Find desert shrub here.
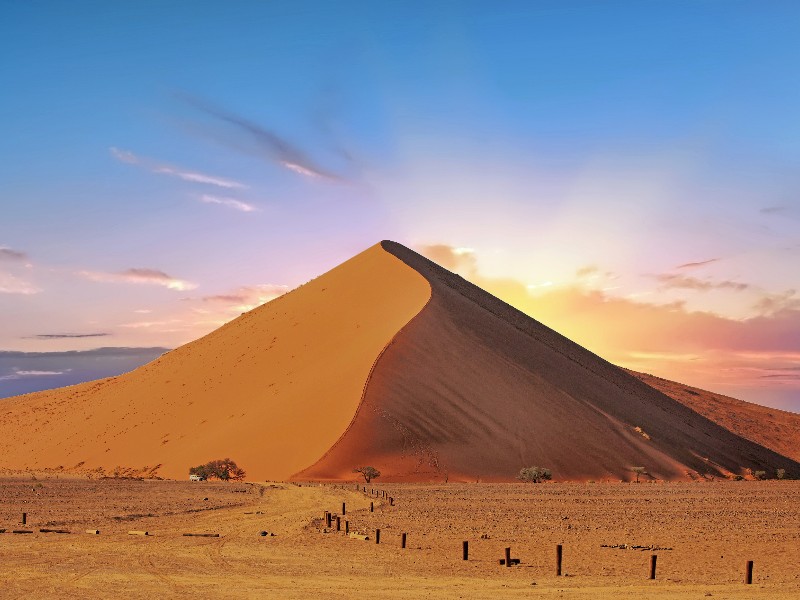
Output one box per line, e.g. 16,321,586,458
353,466,381,483
518,466,552,483
776,468,786,480
631,466,648,483
730,474,744,481
753,470,767,480
189,458,246,481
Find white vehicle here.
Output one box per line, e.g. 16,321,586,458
189,474,206,481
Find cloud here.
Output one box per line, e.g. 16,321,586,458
0,247,28,262
576,265,600,278
675,258,719,270
414,244,800,410
761,206,787,214
32,333,111,340
79,268,197,291
0,369,66,381
753,290,800,316
417,244,478,275
178,94,343,181
654,273,751,292
200,284,289,311
0,272,40,295
198,194,257,213
110,147,247,190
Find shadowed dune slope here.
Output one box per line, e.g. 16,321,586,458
297,241,800,482
628,370,800,463
0,244,430,480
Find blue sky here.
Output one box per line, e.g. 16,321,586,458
1,1,799,410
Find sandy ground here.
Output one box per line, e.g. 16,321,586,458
1,477,798,599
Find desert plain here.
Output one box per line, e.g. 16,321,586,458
1,473,798,599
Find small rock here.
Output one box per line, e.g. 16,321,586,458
259,531,268,536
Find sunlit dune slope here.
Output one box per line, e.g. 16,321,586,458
628,370,800,463
0,244,430,480
296,241,800,482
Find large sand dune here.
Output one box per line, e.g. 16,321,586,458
0,244,429,480
1,241,798,482
296,242,799,482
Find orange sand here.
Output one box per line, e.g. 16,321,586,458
1,241,798,483
0,244,429,480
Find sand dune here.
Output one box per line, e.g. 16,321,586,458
0,244,429,480
1,241,798,482
628,370,800,463
296,242,799,482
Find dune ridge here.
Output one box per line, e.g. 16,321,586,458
295,241,799,482
2,240,799,483
0,243,430,480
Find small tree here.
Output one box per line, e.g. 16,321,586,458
189,458,245,481
753,470,767,480
518,466,552,483
631,466,648,483
353,466,380,483
776,468,786,480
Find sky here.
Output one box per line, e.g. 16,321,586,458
1,1,799,411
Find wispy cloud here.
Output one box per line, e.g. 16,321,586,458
198,194,257,213
761,206,787,215
753,289,800,316
178,94,343,181
655,274,751,292
110,147,247,190
200,284,289,312
0,272,40,295
32,333,110,340
0,369,66,381
675,258,719,270
79,268,197,291
0,247,28,262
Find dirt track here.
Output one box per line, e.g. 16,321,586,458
1,478,798,598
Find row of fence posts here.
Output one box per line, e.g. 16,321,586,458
329,487,758,584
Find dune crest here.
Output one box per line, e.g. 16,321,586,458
295,241,800,482
0,243,430,480
1,240,798,482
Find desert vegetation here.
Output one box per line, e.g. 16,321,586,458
517,466,552,483
353,466,380,483
189,458,246,481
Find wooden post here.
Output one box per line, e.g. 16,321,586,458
390,497,394,506
649,554,657,580
345,520,349,534
342,502,346,515
556,544,563,576
336,516,341,531
745,560,754,584
505,547,512,568
325,512,331,527
462,540,469,560
402,532,407,548
22,513,27,525
370,501,374,512
375,529,381,544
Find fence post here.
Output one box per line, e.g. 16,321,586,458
402,532,407,548
463,540,469,560
342,502,346,515
22,513,27,525
745,560,754,584
375,529,381,544
336,516,341,531
649,554,657,580
370,501,374,513
556,544,563,576
505,547,511,568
